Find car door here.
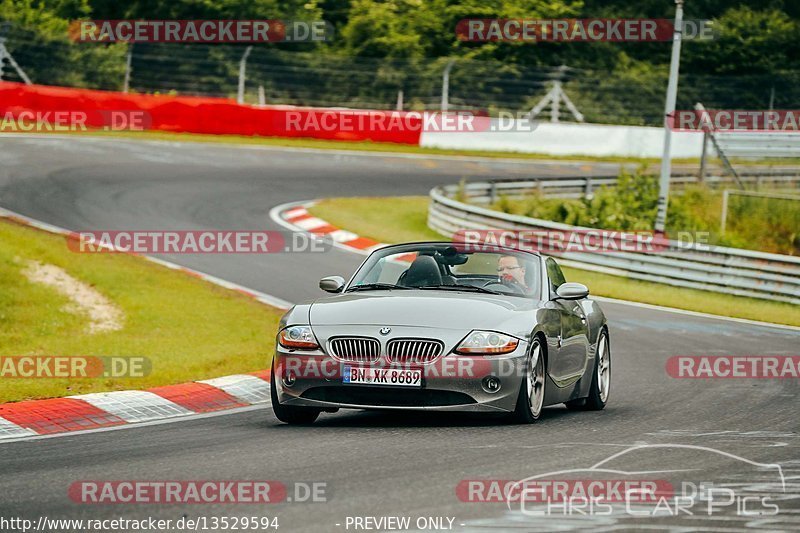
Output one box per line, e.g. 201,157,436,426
545,258,590,385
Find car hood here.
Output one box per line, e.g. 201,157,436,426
309,290,542,333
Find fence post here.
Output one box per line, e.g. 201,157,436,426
237,46,253,105
698,131,708,183
122,43,133,93
584,176,593,198
720,189,729,234
441,60,455,112
489,181,497,204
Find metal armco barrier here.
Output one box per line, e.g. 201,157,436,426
428,175,800,304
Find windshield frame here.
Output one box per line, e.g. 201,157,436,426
345,241,546,300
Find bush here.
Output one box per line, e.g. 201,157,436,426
487,168,799,255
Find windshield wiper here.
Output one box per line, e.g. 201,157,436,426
417,284,499,294
346,283,411,292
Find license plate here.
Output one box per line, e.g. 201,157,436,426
343,366,422,387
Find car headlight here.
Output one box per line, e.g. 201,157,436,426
278,325,319,350
455,330,519,355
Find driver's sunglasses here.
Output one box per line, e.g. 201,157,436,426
496,266,522,272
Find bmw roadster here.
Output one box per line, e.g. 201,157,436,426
271,242,610,424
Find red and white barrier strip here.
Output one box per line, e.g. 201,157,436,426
0,207,287,441
271,201,386,255
0,371,270,440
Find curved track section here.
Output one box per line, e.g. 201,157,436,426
0,136,798,532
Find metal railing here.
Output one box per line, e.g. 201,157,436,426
428,175,800,304
465,171,800,204
715,132,800,159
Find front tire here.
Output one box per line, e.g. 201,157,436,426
566,329,610,411
270,366,321,425
511,338,545,423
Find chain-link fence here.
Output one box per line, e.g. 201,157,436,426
2,28,799,126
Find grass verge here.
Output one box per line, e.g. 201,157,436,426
308,196,800,327
0,218,283,403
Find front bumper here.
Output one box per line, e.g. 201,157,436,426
272,341,529,413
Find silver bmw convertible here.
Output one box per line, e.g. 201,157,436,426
271,242,610,424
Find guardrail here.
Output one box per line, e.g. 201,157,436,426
428,175,800,304
463,171,800,204
716,132,800,159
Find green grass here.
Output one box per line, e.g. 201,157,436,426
0,219,284,403
311,196,443,244
308,196,800,327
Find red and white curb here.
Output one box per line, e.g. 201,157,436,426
269,201,387,255
0,371,271,441
0,207,289,442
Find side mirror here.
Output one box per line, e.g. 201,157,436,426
319,275,345,293
555,282,589,300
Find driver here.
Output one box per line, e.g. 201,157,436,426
497,255,529,290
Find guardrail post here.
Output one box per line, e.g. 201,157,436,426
122,43,133,93
720,189,729,234
584,176,593,198
489,181,497,204
698,131,708,183
237,46,253,105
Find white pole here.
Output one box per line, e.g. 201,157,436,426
258,85,265,106
551,80,561,123
441,60,455,112
654,0,684,234
237,46,253,105
123,43,133,93
396,89,404,111
720,189,729,234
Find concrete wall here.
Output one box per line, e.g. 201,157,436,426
420,120,705,158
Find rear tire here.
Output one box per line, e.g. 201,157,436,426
270,366,321,425
511,338,545,424
565,329,610,411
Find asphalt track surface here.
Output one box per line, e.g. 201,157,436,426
0,136,798,532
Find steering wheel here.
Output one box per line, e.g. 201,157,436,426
482,279,525,295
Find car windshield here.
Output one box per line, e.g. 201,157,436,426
347,243,541,298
